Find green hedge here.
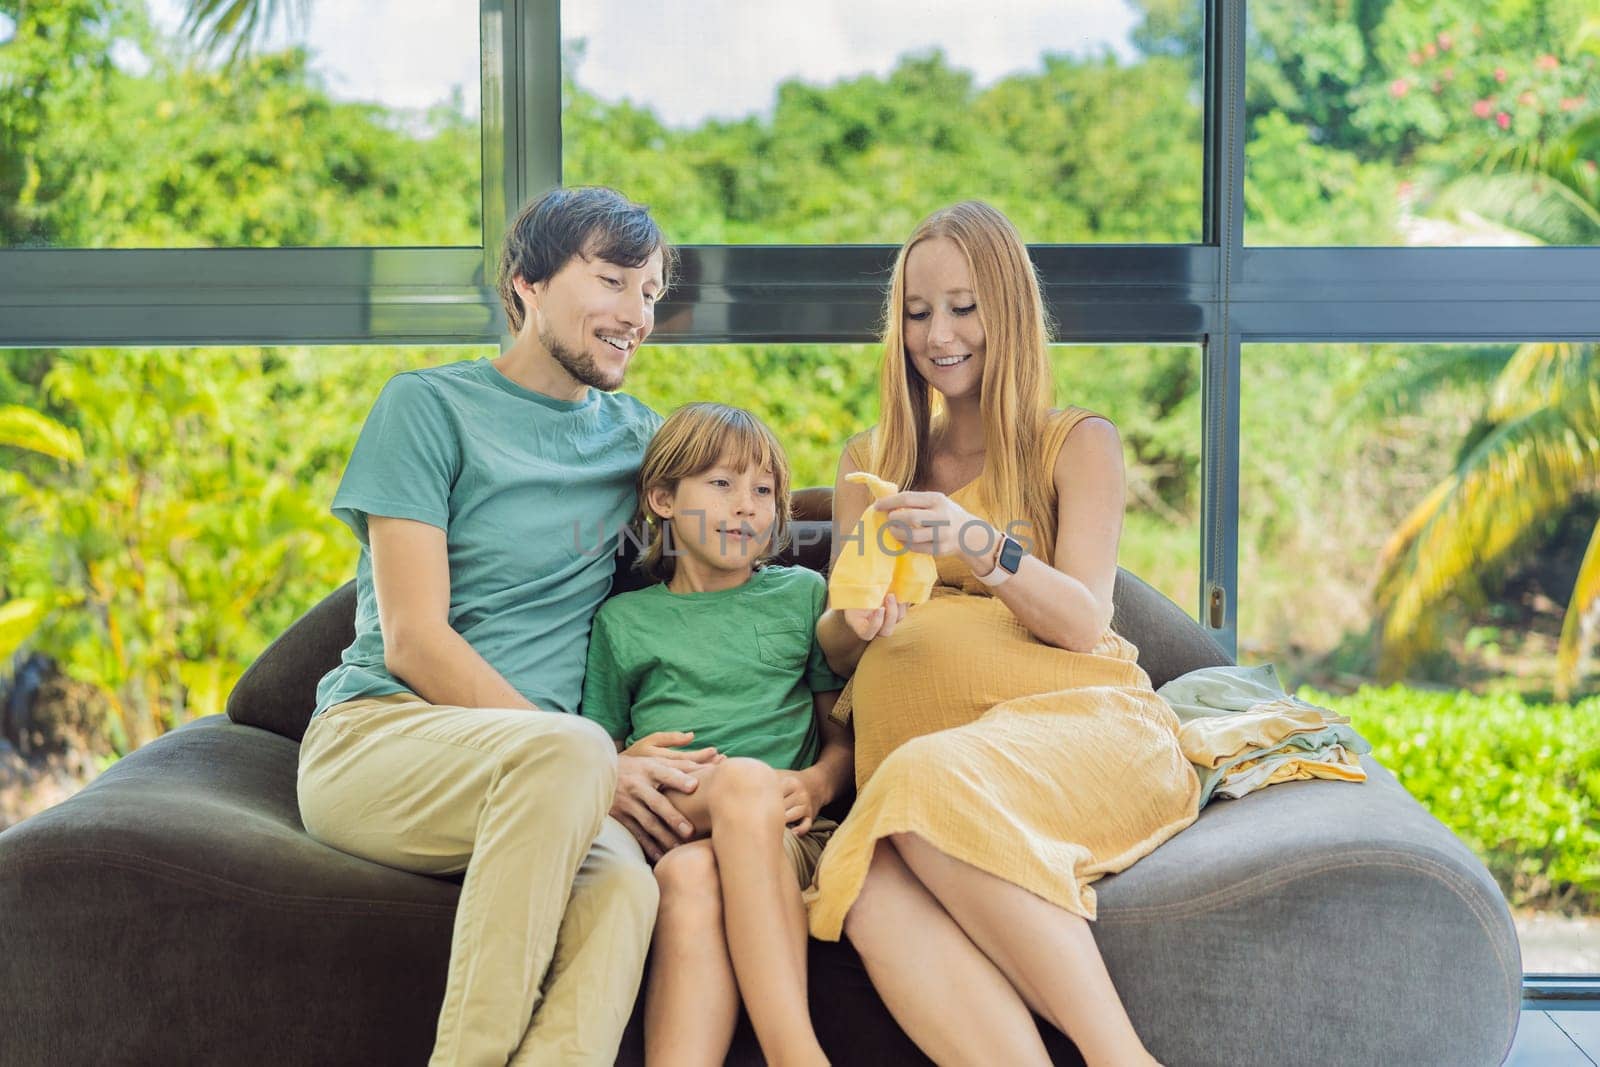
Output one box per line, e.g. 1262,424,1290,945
1305,684,1600,914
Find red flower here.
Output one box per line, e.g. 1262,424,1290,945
1535,54,1559,71
1496,111,1511,130
1437,32,1453,51
1494,67,1508,83
1473,99,1494,119
1391,78,1411,99
1560,98,1583,113
1518,91,1538,108
1423,42,1437,59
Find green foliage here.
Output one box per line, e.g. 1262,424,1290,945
1372,343,1600,697
566,49,1204,244
1314,684,1600,912
1243,0,1599,241
0,347,456,749
0,0,479,248
1245,112,1397,244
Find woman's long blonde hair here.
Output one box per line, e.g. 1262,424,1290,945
633,402,793,583
866,201,1061,562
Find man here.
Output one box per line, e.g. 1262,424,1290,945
297,185,706,1066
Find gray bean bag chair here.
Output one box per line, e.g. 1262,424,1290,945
0,491,1521,1065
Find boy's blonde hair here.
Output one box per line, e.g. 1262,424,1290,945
633,403,793,583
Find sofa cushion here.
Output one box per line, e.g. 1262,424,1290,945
0,714,1520,1066
226,580,357,743
1090,755,1521,1065
1108,569,1230,690
0,715,460,1066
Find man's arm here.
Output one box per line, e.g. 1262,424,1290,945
371,515,537,710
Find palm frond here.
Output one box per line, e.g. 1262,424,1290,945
0,404,84,463
1334,346,1512,433
179,0,307,65
1555,519,1600,701
1376,403,1600,663
0,599,50,662
1489,343,1598,422
1432,172,1600,246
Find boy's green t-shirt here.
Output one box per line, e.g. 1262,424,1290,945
581,565,846,771
312,357,662,719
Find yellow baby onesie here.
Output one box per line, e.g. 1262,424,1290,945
828,471,939,610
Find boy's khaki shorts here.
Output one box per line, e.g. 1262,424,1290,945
783,816,838,889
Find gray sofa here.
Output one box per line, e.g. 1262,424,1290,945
0,489,1522,1066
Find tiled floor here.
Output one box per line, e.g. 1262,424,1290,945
1507,1009,1600,1065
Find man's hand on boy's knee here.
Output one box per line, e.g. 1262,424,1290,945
622,731,722,774
612,751,703,863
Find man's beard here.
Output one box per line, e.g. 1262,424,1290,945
542,324,624,392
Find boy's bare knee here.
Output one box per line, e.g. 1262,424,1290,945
704,757,779,811
653,842,722,925
654,840,718,889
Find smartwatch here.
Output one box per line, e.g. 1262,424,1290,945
975,534,1025,587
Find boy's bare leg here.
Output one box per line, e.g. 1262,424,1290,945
703,758,828,1067
643,840,739,1067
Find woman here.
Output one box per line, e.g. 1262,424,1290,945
809,201,1201,1067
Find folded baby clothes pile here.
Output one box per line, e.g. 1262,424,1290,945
1156,664,1370,807
827,471,938,611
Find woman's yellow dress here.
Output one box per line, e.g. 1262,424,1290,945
805,407,1203,940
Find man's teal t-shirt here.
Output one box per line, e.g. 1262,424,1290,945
580,565,847,771
312,357,663,719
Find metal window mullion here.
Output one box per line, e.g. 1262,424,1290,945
1200,0,1246,654
525,0,563,197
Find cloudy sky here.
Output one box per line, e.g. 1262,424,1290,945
145,0,1143,125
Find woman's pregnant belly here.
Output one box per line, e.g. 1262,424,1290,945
850,594,1068,754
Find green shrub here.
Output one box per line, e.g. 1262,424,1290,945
1307,684,1600,914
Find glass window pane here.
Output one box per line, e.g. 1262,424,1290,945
0,2,481,249
1241,341,1600,976
1246,3,1600,246
561,2,1205,243
0,343,493,782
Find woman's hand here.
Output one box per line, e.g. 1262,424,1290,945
873,491,996,565
840,592,908,641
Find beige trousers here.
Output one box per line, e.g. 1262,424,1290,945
296,692,658,1067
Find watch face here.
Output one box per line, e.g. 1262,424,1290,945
998,535,1024,574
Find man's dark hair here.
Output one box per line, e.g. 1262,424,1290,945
496,185,675,333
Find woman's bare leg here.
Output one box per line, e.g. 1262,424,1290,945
704,758,826,1067
643,840,739,1066
843,839,1052,1067
889,832,1160,1067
